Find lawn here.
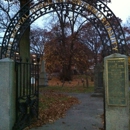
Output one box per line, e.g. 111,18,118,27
40,85,94,93
41,75,94,93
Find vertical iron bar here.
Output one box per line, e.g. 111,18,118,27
29,63,31,96
30,63,32,95
23,63,25,96
29,63,31,95
20,61,22,97
15,62,19,121
31,64,32,95
104,87,106,130
26,61,29,96
34,64,36,94
37,62,39,118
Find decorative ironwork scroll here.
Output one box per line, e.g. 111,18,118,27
0,0,127,59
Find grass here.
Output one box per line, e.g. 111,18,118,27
40,75,95,93
39,85,94,93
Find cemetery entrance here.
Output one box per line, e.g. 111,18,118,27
0,0,127,129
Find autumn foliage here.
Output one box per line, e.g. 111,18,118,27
43,22,98,81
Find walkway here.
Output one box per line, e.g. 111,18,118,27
31,93,104,130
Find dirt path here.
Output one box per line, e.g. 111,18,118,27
31,93,104,130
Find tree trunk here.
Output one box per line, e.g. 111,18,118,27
60,64,72,81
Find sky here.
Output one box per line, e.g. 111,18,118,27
33,0,130,27
108,0,130,23
1,0,130,39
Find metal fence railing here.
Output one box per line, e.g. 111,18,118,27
13,59,40,130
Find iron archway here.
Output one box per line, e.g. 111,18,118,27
0,0,127,59
0,1,128,129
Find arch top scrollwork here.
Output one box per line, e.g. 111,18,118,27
0,0,127,59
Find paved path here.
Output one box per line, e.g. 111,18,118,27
31,93,104,130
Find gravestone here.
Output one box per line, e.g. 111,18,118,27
39,60,48,86
94,63,104,93
91,63,104,97
104,53,129,130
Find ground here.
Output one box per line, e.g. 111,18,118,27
48,75,94,87
24,75,99,130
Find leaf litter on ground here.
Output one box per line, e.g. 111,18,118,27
24,90,80,129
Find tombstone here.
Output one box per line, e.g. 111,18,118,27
91,63,104,97
39,60,48,86
31,77,35,84
94,63,104,93
104,53,129,130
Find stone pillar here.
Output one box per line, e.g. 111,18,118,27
39,60,48,86
104,53,129,130
0,58,16,130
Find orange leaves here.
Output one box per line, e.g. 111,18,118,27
26,91,79,129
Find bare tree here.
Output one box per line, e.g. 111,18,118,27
40,8,95,81
30,28,49,55
0,0,19,33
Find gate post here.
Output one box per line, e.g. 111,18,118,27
104,53,129,130
0,58,16,130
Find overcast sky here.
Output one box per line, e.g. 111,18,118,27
33,1,130,27
108,0,130,23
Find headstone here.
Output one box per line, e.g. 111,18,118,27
31,77,35,84
104,53,129,130
39,60,48,86
91,63,104,97
94,63,104,93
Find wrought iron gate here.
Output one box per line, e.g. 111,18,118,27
13,59,40,130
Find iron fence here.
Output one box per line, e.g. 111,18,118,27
13,59,40,130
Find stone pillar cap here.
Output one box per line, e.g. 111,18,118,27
105,53,127,59
0,58,14,62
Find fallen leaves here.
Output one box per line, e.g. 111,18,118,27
24,90,79,129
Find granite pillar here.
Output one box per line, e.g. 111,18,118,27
104,53,129,130
0,58,16,130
